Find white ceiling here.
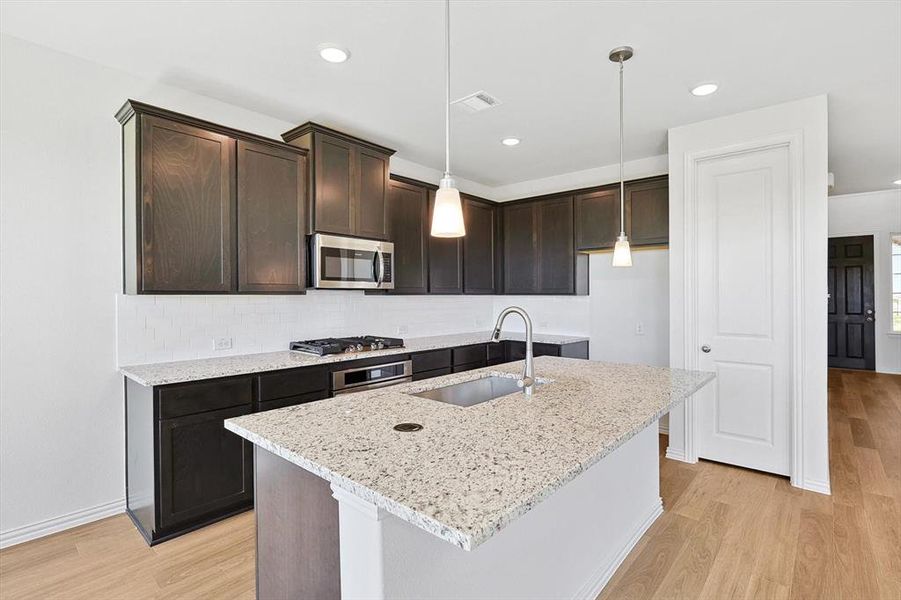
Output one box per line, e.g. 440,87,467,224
1,1,899,195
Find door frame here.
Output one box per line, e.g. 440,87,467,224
668,131,814,490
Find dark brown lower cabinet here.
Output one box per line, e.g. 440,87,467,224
126,377,254,545
506,340,589,361
158,405,253,530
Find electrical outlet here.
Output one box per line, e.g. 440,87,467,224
397,325,409,335
475,318,485,327
213,337,233,351
635,322,645,336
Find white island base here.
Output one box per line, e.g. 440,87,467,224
255,422,663,600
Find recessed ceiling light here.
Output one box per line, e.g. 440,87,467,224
894,179,901,185
690,82,718,97
318,44,350,63
501,137,521,146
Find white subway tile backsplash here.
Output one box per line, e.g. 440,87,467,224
116,278,600,366
116,291,497,365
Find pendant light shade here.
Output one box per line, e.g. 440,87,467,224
612,234,633,267
430,0,465,238
431,177,465,237
610,46,633,268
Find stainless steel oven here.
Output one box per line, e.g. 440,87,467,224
311,233,394,289
331,360,412,395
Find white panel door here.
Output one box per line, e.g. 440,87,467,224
695,145,792,475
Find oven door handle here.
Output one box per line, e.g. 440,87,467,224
375,249,384,287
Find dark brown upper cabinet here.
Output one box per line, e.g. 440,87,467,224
117,100,309,295
385,177,429,294
537,196,579,294
503,197,587,295
237,141,307,293
574,187,620,251
502,202,539,294
625,176,669,246
428,190,463,294
462,195,499,294
281,123,395,240
574,176,669,252
128,114,235,293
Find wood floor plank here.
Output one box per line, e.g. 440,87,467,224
832,502,881,600
848,417,877,449
789,509,835,600
650,500,731,600
862,492,901,587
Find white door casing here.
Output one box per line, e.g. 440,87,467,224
695,143,793,475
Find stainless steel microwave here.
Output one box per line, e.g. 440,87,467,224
311,234,394,290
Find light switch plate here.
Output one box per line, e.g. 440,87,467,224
635,322,645,336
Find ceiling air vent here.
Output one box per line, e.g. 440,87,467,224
452,91,502,113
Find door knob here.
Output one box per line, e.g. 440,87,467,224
701,345,712,353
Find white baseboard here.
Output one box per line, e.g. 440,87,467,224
658,422,669,434
573,498,664,600
665,446,690,462
0,498,126,549
798,478,832,495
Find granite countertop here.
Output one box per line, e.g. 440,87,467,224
118,331,589,386
225,356,714,551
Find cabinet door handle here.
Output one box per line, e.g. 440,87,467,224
701,345,712,353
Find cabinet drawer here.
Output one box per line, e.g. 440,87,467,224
256,390,330,412
506,342,561,361
452,361,487,374
412,367,451,381
452,344,487,366
487,342,506,362
158,377,252,420
256,367,328,402
412,349,452,373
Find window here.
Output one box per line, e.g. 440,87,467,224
893,235,901,332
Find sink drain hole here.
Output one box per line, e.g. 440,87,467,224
393,422,423,432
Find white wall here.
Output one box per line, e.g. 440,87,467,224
828,189,901,374
667,95,830,493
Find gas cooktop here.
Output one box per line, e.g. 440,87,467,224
289,335,405,356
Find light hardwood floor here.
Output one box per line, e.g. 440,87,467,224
1,369,898,599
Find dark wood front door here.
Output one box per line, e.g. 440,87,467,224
828,235,876,370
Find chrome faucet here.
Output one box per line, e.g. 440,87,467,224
489,306,535,395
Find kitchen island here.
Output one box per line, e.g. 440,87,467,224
225,356,713,599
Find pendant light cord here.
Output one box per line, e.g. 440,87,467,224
618,57,625,237
444,0,451,178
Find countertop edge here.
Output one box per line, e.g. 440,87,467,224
119,332,591,387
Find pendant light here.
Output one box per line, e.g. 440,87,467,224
610,46,633,267
431,0,466,238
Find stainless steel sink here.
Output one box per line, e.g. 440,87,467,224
413,375,539,408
